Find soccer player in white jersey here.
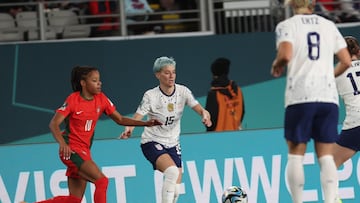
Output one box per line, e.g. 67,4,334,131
270,0,352,202
333,36,360,168
120,56,212,203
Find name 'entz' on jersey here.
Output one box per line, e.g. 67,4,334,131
301,16,319,24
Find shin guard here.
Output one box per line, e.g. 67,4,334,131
94,177,109,203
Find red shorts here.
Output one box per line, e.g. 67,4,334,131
60,147,92,178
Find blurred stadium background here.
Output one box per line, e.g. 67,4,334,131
0,1,360,202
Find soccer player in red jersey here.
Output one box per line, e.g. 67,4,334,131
29,66,161,203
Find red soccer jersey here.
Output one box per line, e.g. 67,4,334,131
56,91,116,149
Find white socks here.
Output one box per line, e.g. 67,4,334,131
286,154,338,203
286,154,305,203
173,184,181,203
162,166,179,203
319,155,338,203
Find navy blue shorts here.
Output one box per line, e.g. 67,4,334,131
141,141,182,170
337,126,360,151
284,102,339,143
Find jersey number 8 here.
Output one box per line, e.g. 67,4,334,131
307,32,320,60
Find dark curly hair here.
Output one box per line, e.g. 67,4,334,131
71,66,98,92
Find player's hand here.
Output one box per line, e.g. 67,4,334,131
146,119,162,127
271,60,284,77
271,66,284,77
59,143,73,160
119,126,133,139
202,110,212,127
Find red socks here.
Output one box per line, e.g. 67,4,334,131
94,177,109,203
34,177,108,203
35,195,81,203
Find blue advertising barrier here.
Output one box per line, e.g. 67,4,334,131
1,129,360,203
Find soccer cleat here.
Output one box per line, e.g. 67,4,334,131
335,197,342,203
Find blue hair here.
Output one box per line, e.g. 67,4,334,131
153,56,176,73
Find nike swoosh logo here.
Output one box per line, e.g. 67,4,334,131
76,111,83,115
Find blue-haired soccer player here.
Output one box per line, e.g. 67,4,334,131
120,56,212,203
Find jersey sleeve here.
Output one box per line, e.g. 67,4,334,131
332,25,347,53
56,95,73,117
136,91,151,116
184,86,199,108
275,20,294,48
101,93,116,115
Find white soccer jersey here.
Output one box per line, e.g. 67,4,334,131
275,14,347,107
136,84,199,147
336,60,360,130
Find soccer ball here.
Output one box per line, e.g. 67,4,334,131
222,186,248,203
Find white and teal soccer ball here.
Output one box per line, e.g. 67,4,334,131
222,186,248,203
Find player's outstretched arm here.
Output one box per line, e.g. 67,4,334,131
110,111,160,126
192,104,212,127
116,112,147,139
